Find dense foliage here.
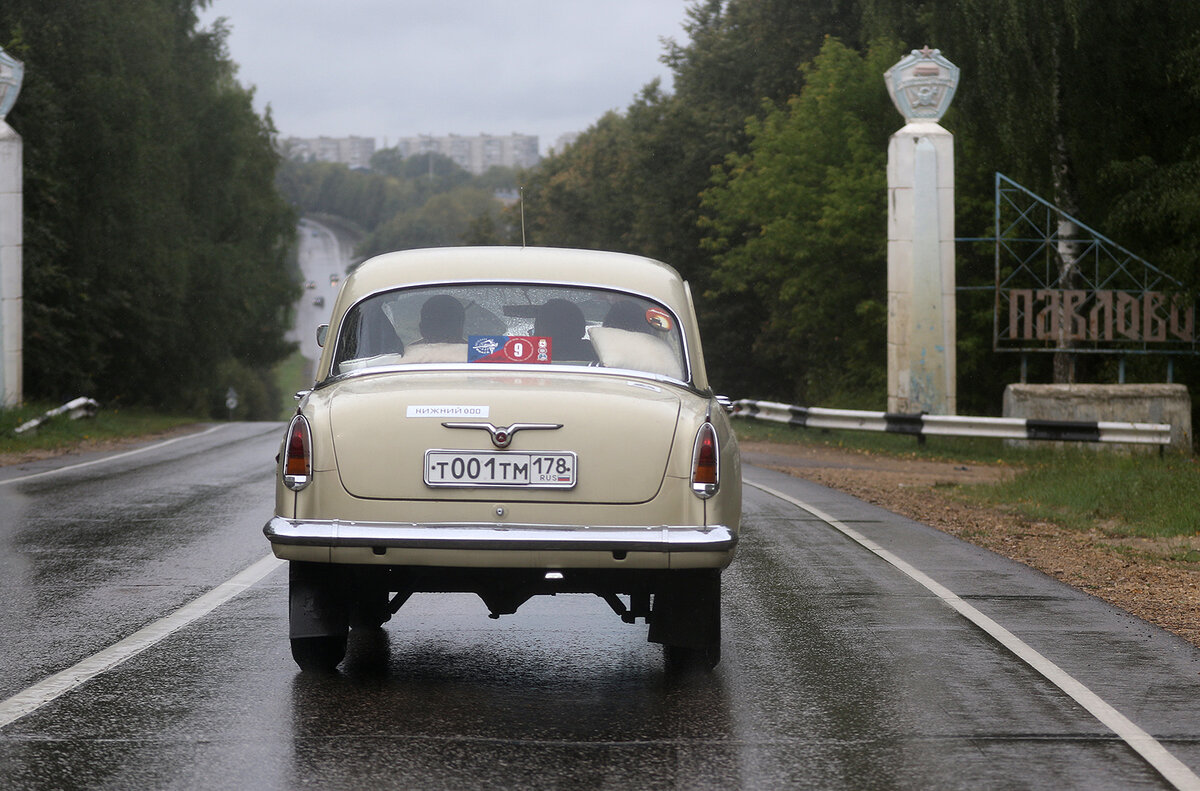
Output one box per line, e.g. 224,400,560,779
276,152,517,259
505,0,1200,412
2,0,297,418
8,0,1200,419
700,39,898,406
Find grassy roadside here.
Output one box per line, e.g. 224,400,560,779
1,352,311,457
274,349,313,419
0,403,201,457
734,418,1200,541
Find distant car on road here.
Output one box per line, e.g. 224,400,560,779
312,296,324,308
329,273,340,286
266,247,742,673
305,280,317,290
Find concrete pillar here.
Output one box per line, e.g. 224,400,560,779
887,122,955,414
0,120,20,407
884,47,959,415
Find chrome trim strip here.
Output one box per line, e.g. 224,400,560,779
440,421,562,448
264,516,736,553
319,363,693,393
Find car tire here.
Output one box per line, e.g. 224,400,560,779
648,570,722,670
288,561,349,671
663,642,721,671
349,589,392,631
290,635,347,672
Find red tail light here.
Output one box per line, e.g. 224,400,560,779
283,414,312,491
691,422,719,499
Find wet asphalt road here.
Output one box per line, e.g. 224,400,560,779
1,425,1199,790
289,217,344,371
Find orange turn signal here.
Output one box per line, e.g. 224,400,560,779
691,422,719,498
283,414,312,491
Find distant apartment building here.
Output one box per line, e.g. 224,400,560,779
284,136,376,169
392,133,540,175
552,132,581,153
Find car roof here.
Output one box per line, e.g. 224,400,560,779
338,246,689,307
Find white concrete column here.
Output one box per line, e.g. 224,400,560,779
884,47,959,415
0,120,20,406
887,121,955,414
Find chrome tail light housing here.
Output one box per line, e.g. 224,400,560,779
283,414,313,491
690,422,719,499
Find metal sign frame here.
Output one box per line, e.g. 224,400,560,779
991,173,1196,355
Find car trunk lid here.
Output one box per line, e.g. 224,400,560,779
327,371,681,503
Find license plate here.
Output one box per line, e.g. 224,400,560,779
424,450,577,488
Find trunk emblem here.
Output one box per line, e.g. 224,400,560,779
441,421,562,449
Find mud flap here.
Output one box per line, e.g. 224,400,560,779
647,570,721,649
289,561,350,640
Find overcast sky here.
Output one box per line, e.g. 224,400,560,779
197,1,693,154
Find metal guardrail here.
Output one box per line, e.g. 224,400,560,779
13,396,100,435
732,399,1172,446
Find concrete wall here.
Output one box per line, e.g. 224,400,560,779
1002,383,1192,453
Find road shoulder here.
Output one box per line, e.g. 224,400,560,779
742,440,1200,649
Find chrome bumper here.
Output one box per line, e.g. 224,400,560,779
264,516,736,553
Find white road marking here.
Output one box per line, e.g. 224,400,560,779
0,424,228,486
0,553,284,730
747,478,1200,791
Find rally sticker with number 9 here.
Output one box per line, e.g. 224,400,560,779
468,335,553,364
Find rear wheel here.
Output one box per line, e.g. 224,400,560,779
648,570,722,670
288,561,349,672
349,587,392,630
663,642,721,671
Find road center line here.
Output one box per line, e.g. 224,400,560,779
747,478,1200,791
0,553,284,730
0,424,228,486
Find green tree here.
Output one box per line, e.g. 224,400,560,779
516,0,869,397
665,0,863,149
277,151,515,254
3,1,297,416
360,187,501,254
520,111,638,251
1104,30,1200,298
700,37,897,405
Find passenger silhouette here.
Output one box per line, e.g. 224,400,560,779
603,300,653,334
534,299,597,362
400,294,468,363
415,294,466,344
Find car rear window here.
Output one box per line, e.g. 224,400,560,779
330,284,687,381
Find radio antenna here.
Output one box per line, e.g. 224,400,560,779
519,186,526,248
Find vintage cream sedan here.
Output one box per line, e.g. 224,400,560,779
265,246,741,672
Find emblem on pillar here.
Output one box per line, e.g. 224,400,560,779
0,46,25,121
884,47,959,123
